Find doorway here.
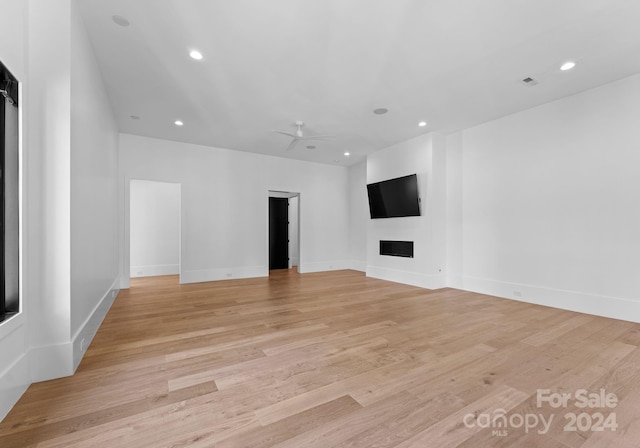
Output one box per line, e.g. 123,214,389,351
129,180,181,283
268,191,300,272
269,197,288,270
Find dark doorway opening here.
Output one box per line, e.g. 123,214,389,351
269,197,289,270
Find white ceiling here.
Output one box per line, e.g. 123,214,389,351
78,0,640,166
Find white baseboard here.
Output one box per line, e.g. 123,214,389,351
0,352,29,421
30,276,120,382
366,265,446,290
175,261,359,283
180,265,268,284
298,260,352,274
0,278,120,421
446,274,465,290
0,314,30,422
460,275,640,323
71,277,120,371
348,260,367,272
29,342,74,383
130,264,179,278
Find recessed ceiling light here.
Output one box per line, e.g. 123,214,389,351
174,120,184,126
189,50,203,60
344,152,350,156
306,145,316,149
418,121,427,127
112,15,130,27
130,115,140,120
373,108,389,115
560,61,576,71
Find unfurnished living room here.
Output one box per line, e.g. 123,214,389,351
1,1,640,447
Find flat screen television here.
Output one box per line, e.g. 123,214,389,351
367,174,421,219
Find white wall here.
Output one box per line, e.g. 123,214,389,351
70,0,120,369
366,133,447,289
130,180,180,278
27,0,120,380
447,73,640,322
445,132,463,288
347,161,367,271
26,0,73,383
0,0,29,423
1,0,120,421
119,134,350,287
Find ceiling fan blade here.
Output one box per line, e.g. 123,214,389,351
273,130,298,138
297,135,336,141
284,139,299,151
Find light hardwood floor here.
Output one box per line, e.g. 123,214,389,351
1,269,640,447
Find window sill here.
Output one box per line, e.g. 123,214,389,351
0,312,18,324
0,312,23,341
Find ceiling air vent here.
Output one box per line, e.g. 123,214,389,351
520,76,539,86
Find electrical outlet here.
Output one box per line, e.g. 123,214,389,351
226,273,232,278
112,290,116,298
80,338,86,352
514,291,522,297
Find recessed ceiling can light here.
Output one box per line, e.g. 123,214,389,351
130,115,140,120
189,50,203,60
174,120,184,126
306,145,316,149
560,61,576,71
344,152,350,156
418,121,427,127
112,15,130,27
373,108,389,115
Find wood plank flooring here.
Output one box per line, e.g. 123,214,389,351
2,269,640,447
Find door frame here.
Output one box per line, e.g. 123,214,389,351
123,179,182,288
267,190,300,273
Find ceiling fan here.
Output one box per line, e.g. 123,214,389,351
272,121,335,151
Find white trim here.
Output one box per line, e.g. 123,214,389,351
0,352,29,422
0,313,28,422
1,277,120,421
180,265,267,284
366,265,446,290
29,341,73,383
0,311,24,339
71,276,120,371
459,275,640,323
348,260,367,272
122,178,183,289
130,264,179,278
298,260,352,274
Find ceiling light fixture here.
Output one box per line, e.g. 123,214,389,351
344,152,350,156
174,120,184,126
418,121,427,127
189,50,203,60
306,145,316,149
560,61,576,71
112,15,130,27
373,108,389,115
130,115,140,120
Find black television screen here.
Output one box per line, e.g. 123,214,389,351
367,174,421,219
